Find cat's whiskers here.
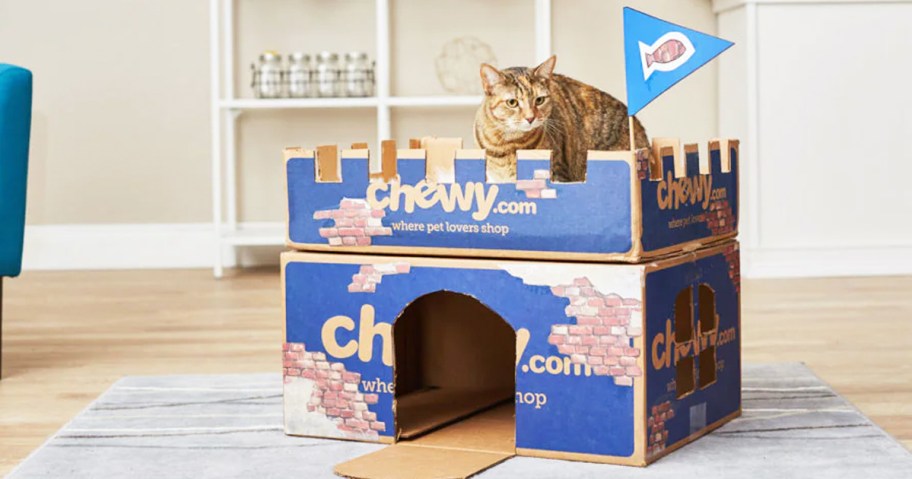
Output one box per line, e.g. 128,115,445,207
542,117,567,142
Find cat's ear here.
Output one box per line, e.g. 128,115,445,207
480,63,505,94
533,55,557,80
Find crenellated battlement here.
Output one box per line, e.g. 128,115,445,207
648,137,739,181
285,135,739,262
284,137,740,185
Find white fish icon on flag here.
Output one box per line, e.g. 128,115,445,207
639,32,696,80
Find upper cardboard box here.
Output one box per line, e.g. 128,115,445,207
285,138,738,262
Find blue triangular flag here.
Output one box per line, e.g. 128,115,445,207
624,7,734,116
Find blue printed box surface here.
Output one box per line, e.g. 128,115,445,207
285,140,739,262
282,241,741,465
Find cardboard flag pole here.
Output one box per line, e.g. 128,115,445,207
628,116,636,156
623,7,734,119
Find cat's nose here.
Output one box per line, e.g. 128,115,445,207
525,117,535,124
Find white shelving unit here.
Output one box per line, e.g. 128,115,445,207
209,0,552,277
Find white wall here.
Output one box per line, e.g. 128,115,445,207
9,0,725,271
232,0,720,223
0,0,211,225
15,0,906,277
14,0,910,277
716,0,912,277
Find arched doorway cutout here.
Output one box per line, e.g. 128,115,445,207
392,290,516,445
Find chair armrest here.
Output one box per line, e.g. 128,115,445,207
0,64,32,277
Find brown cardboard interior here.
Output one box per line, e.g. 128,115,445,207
395,388,513,440
380,140,397,182
422,137,462,184
334,405,515,479
315,145,340,182
406,403,515,454
393,291,515,439
333,292,517,479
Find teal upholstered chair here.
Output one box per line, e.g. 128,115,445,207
0,64,32,379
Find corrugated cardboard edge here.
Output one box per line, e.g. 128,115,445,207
281,251,288,434
284,430,395,445
628,149,645,263
282,233,737,265
334,446,512,479
638,265,649,465
280,249,648,273
635,262,648,464
643,240,737,273
515,447,645,467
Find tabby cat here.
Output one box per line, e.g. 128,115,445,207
474,55,649,182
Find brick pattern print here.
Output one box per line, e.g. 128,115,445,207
313,198,392,246
516,169,557,199
547,278,643,387
702,165,739,292
636,148,650,180
721,242,741,293
347,263,411,293
705,197,735,238
283,342,384,440
647,401,674,456
698,162,739,293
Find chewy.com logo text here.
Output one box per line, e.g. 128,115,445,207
367,180,537,221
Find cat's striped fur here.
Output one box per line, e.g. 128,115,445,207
474,56,649,182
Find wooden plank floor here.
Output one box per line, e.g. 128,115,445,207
0,269,910,474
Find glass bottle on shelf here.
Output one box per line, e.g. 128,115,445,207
286,52,313,98
251,51,284,99
314,51,341,98
342,52,374,98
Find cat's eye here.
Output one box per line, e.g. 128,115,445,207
505,99,519,108
535,96,547,105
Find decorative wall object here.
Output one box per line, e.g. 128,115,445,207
435,36,496,95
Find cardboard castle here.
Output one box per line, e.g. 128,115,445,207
281,137,742,478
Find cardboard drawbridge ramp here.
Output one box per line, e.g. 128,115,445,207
335,291,518,478
335,403,515,479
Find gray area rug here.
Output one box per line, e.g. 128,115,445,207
8,363,911,479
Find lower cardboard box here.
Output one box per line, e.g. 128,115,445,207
282,241,742,478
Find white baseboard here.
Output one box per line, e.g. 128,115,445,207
22,224,912,278
22,223,282,271
743,245,912,278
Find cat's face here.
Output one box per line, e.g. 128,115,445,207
480,56,556,134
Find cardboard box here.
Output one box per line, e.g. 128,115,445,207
285,139,739,262
282,241,741,477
